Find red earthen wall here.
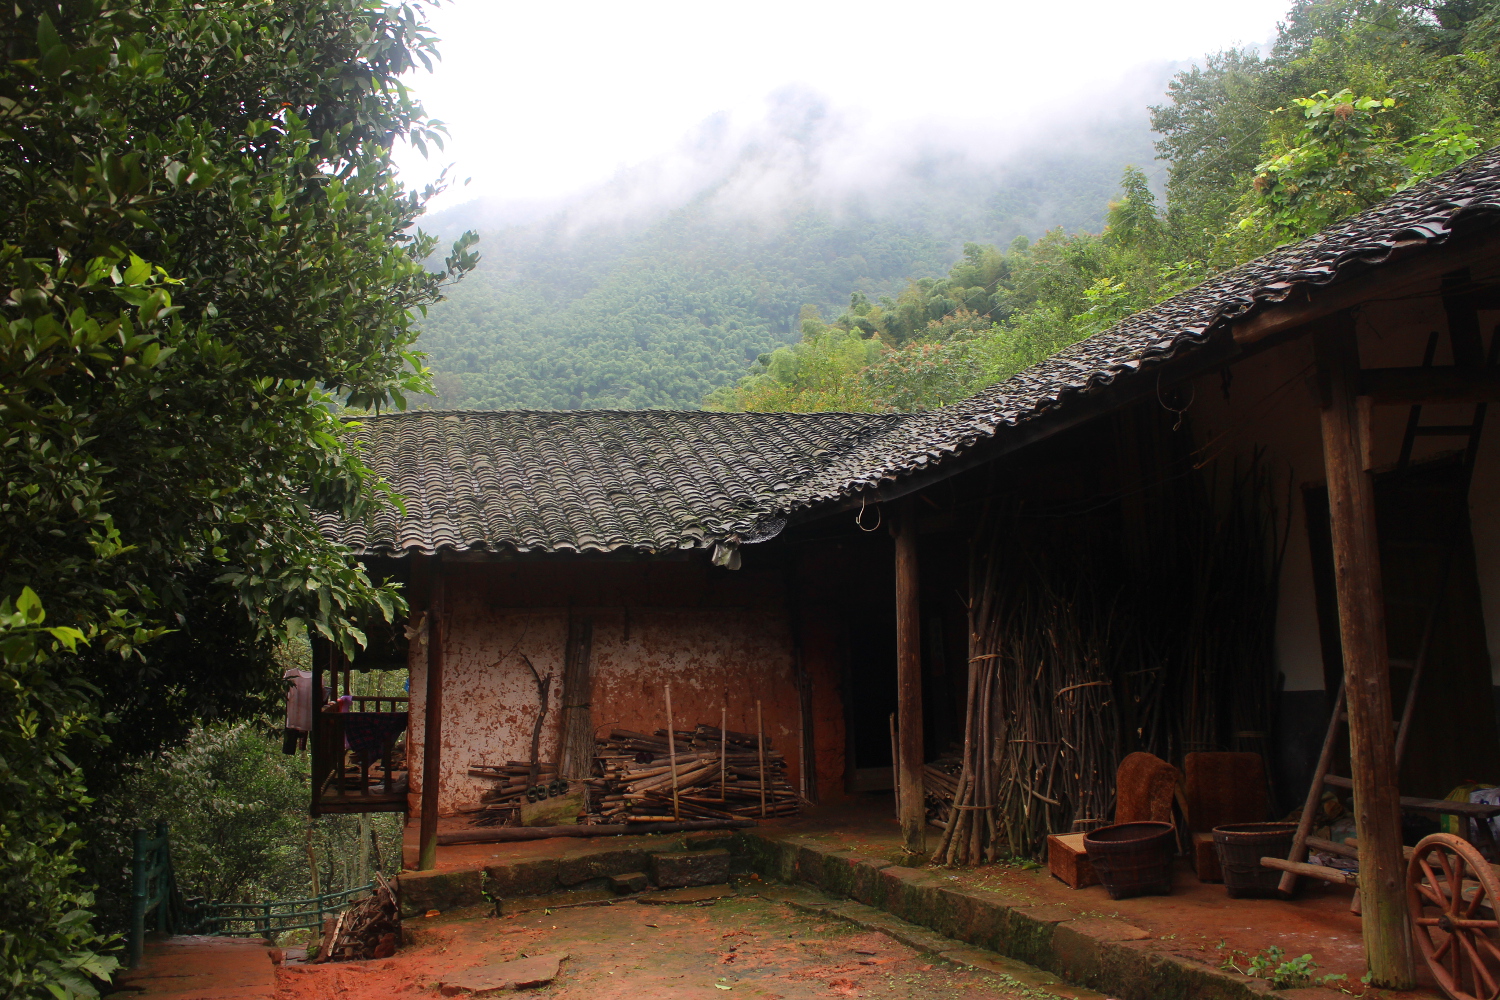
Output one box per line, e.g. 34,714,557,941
407,557,842,815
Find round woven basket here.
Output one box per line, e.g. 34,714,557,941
1083,821,1175,900
1212,822,1296,898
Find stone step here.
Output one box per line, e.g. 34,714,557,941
774,888,1110,1000
743,831,1297,1000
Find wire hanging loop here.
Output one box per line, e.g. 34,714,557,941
1156,371,1196,432
855,494,882,532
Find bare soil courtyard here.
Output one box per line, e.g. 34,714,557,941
274,890,1073,1000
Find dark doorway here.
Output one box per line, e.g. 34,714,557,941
1305,455,1500,798
837,534,900,791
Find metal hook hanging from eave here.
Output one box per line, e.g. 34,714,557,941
711,541,742,570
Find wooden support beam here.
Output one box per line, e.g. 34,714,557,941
1358,366,1500,404
1314,314,1415,989
1444,269,1486,369
894,499,926,856
418,558,445,871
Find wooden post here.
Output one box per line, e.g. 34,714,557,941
665,682,680,821
1314,316,1415,988
720,700,728,800
418,559,445,871
757,699,767,818
894,499,926,855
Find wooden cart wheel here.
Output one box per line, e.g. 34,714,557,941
1409,832,1500,1000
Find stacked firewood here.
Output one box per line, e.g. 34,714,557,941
463,761,559,827
923,758,961,828
592,725,800,822
317,873,399,962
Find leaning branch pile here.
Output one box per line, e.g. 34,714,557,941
317,873,399,962
592,726,799,821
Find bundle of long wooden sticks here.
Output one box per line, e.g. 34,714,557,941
930,529,1002,866
591,726,799,822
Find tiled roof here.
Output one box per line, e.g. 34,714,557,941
329,147,1500,557
329,409,901,555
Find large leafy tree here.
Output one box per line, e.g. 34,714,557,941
0,2,476,995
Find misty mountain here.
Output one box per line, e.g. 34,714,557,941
412,91,1164,411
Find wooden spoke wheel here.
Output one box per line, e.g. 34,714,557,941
1409,832,1500,1000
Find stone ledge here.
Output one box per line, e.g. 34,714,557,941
777,884,1109,1000
743,830,1288,1000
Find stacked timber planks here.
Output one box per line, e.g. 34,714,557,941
592,725,800,822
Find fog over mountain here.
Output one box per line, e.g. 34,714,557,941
411,71,1179,411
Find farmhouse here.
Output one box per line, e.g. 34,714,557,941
322,147,1500,987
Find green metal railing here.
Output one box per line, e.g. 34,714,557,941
129,823,180,968
192,882,374,939
127,823,375,966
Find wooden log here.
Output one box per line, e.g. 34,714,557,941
436,819,756,845
894,499,925,855
418,560,444,871
1261,856,1358,886
1314,316,1416,989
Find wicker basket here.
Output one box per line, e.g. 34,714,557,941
1212,822,1296,898
1083,821,1176,899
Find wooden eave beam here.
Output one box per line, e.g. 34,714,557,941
1358,366,1500,404
1233,228,1500,347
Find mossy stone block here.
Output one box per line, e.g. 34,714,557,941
555,848,649,887
1001,903,1075,965
649,848,731,888
397,868,483,918
483,858,558,899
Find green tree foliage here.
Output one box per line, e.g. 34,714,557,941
0,2,475,994
84,719,406,930
711,0,1500,414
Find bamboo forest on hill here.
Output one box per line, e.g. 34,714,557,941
411,113,1157,410
415,0,1500,414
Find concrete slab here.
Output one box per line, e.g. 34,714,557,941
437,951,567,995
116,936,276,1000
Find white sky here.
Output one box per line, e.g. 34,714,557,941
396,0,1291,210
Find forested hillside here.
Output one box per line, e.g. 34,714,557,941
708,0,1500,412
412,111,1159,410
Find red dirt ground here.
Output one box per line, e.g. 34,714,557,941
401,798,1448,998
274,893,1068,1000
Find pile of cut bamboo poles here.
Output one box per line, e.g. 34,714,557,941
591,725,799,822
462,760,559,826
